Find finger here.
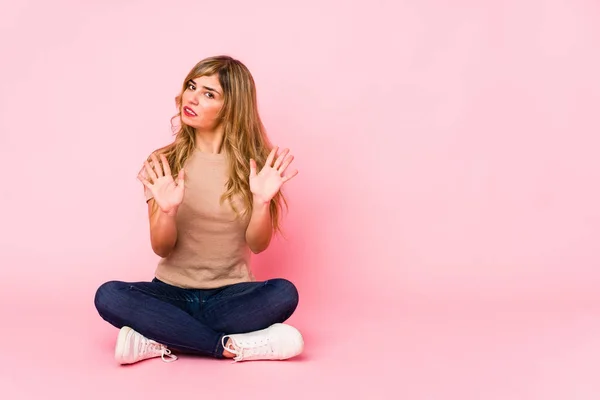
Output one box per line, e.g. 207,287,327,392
273,148,289,170
277,154,294,175
265,146,278,168
282,169,299,183
150,153,164,176
161,154,172,177
249,159,257,177
177,168,185,185
137,173,153,189
144,161,158,182
138,165,150,182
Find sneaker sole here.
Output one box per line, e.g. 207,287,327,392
115,326,133,364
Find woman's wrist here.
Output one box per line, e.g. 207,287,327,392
161,205,179,218
252,194,271,207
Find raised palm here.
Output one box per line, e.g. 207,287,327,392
250,147,298,204
137,153,185,215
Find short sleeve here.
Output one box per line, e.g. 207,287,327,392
144,185,154,202
138,162,154,202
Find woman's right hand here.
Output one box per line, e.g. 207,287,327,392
137,153,185,216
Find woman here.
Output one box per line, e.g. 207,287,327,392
94,55,304,365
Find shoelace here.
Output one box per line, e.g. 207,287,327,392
223,337,274,362
143,339,178,363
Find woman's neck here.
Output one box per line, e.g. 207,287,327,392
195,127,224,154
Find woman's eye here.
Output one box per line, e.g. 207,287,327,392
187,83,196,90
205,92,214,99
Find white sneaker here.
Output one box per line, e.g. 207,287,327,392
114,326,178,365
222,323,304,362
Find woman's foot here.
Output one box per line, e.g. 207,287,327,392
222,323,304,362
114,326,177,365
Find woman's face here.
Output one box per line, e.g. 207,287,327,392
180,74,224,131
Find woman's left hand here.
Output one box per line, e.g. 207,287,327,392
249,146,298,204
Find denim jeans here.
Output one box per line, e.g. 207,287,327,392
94,277,299,358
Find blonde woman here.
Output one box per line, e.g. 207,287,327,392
94,55,303,364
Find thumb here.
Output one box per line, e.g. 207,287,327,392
249,159,257,177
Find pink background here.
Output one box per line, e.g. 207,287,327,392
1,0,600,398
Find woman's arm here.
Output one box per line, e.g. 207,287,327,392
148,200,179,257
138,153,185,258
245,146,297,253
245,197,273,254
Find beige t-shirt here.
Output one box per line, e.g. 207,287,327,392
144,148,254,289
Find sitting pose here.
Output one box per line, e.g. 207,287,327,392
94,55,303,365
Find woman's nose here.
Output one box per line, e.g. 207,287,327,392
188,95,199,105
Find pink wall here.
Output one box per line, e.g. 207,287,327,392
1,0,599,311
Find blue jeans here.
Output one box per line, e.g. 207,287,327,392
94,277,299,358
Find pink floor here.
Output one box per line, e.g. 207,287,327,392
2,0,599,398
3,289,599,399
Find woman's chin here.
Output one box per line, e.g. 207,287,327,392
181,116,202,129
181,114,192,124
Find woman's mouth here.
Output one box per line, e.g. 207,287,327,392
183,106,197,117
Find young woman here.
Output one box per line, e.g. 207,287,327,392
94,55,303,365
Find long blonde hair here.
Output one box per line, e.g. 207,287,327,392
149,55,287,234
